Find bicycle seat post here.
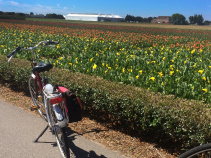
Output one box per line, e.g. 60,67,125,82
41,72,47,84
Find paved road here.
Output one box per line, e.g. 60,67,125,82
0,99,129,158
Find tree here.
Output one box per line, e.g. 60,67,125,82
7,12,15,15
17,13,25,16
189,16,194,24
193,14,198,24
136,16,143,22
171,13,187,25
189,14,204,25
125,14,136,22
204,20,210,25
46,13,65,19
125,14,159,23
147,17,153,23
196,14,204,25
30,12,34,16
143,18,148,23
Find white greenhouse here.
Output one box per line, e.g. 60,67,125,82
64,13,124,22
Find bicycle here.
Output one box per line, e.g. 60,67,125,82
7,40,76,158
179,143,211,158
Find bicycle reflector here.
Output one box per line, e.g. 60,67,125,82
50,97,62,105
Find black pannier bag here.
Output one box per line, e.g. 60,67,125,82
64,90,82,123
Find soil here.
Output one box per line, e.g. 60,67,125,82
0,82,178,158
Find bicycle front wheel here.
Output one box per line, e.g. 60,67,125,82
179,143,211,158
28,76,47,121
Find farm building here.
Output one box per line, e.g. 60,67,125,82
151,16,171,23
64,13,124,22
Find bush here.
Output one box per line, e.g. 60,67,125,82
0,55,210,150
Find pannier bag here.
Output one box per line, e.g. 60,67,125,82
58,86,82,123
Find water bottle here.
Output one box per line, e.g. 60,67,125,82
45,84,54,94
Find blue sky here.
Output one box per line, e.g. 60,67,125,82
0,0,211,20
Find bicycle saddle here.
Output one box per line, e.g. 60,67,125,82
33,62,53,73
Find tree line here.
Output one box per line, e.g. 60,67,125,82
125,14,153,23
125,13,210,25
45,13,65,19
0,11,26,20
0,11,65,20
171,13,207,25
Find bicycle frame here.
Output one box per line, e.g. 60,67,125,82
30,47,45,96
31,72,46,101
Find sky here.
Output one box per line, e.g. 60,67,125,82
0,0,211,21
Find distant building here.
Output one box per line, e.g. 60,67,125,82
151,16,171,23
65,13,124,22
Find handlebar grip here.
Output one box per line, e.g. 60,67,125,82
47,41,59,45
7,47,21,58
52,41,59,44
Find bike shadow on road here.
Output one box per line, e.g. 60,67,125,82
66,127,107,158
33,125,107,157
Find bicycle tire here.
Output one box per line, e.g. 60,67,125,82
28,76,47,121
49,103,70,158
56,127,70,158
179,143,211,158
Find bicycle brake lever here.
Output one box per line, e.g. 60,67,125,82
8,51,17,63
8,55,13,64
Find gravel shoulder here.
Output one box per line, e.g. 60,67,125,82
0,82,177,158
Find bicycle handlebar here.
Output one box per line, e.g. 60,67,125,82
7,40,59,63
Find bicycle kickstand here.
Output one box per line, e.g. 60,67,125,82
33,124,49,143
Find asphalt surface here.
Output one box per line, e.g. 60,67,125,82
0,99,129,158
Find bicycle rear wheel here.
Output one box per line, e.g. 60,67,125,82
49,103,70,158
55,127,70,158
179,143,211,158
28,76,47,121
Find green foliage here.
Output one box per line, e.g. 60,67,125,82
171,13,188,25
46,13,65,19
1,26,211,103
0,15,25,20
125,14,152,23
0,56,30,91
189,14,204,25
0,11,25,20
0,55,210,149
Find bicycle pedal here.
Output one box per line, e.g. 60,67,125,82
30,106,39,111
